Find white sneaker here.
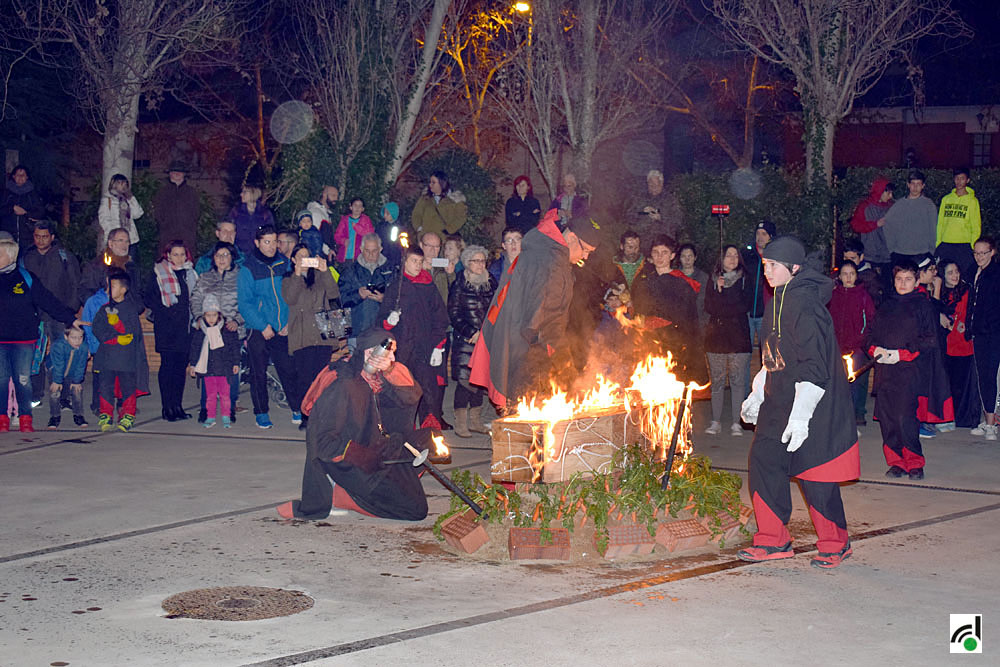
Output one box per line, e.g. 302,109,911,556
935,421,956,432
705,421,722,435
730,423,743,437
971,422,989,436
986,425,998,442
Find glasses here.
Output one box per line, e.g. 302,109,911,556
421,242,440,250
973,250,993,257
467,258,486,264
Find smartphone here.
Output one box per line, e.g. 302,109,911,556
301,257,320,269
431,257,449,268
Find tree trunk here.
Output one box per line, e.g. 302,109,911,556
384,0,450,187
804,111,836,188
102,88,141,191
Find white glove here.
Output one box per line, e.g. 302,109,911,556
878,349,900,365
739,367,767,424
781,381,825,452
430,348,443,367
386,310,401,327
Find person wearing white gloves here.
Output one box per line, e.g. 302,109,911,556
868,260,947,480
377,245,450,430
737,236,859,570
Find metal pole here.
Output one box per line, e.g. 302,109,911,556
660,383,691,490
403,442,487,518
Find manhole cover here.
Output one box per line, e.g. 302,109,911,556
162,586,313,621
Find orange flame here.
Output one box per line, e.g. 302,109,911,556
843,354,855,383
432,433,448,457
501,353,704,482
103,251,113,266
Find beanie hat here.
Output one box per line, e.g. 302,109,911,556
756,220,777,238
356,327,396,353
295,209,313,224
381,202,399,223
201,293,222,315
567,216,603,248
761,236,806,266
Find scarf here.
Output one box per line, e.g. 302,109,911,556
194,317,226,374
153,259,197,307
464,269,490,288
112,192,132,233
717,268,744,290
5,179,33,195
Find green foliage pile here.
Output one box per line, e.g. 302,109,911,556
434,445,744,554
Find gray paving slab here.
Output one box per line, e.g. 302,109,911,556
2,381,998,666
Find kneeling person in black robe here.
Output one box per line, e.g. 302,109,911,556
277,330,430,521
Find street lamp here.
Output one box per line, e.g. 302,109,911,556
514,2,530,12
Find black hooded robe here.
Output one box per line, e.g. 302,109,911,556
749,268,859,554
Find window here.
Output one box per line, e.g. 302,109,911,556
972,133,991,168
133,159,150,170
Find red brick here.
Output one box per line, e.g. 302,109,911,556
738,504,754,525
699,511,742,545
597,524,657,559
656,518,711,552
508,527,571,560
440,510,489,554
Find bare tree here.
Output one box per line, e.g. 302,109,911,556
711,0,970,186
14,0,239,190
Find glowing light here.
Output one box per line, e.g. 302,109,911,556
843,354,856,383
514,2,531,12
103,251,113,266
399,232,409,248
432,433,449,457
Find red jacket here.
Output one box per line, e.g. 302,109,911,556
827,283,876,354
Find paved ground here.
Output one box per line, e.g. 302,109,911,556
2,380,998,666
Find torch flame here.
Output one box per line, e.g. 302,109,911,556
103,251,113,266
432,433,448,457
843,354,856,383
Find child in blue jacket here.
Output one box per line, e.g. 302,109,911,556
47,326,89,428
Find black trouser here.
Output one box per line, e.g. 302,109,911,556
974,335,1000,416
875,363,924,470
454,382,484,409
291,345,334,413
158,350,188,412
246,330,296,415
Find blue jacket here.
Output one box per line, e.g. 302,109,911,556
82,289,109,353
299,227,324,258
237,248,291,332
195,246,245,275
337,255,396,336
48,337,89,384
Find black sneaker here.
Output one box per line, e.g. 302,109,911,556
73,415,89,427
47,416,60,430
197,409,208,424
885,465,906,478
908,467,924,480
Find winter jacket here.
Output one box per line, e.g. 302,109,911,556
79,253,143,311
229,202,276,254
299,227,324,258
2,178,44,247
82,290,108,354
48,337,88,384
849,177,892,264
0,265,77,343
338,254,396,337
92,296,144,372
448,271,498,382
377,270,449,370
504,195,541,234
741,245,772,318
188,317,241,377
191,266,244,331
968,258,1000,339
937,187,981,248
144,266,194,354
151,180,201,253
237,248,290,333
704,271,752,354
940,282,974,357
411,193,467,236
827,283,876,354
333,214,375,263
97,193,143,246
282,269,341,354
679,267,710,331
883,195,938,256
488,254,514,284
21,240,82,313
547,192,588,220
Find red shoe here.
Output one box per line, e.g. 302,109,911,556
810,541,853,569
737,542,794,562
18,415,33,433
0,414,9,432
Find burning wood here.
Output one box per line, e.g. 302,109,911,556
491,353,704,483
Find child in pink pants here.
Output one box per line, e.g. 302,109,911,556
188,296,241,428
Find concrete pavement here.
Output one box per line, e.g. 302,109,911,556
2,380,998,666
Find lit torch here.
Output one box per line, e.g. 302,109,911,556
430,433,451,465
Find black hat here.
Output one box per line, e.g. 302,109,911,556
761,235,806,266
356,327,396,353
567,216,603,248
917,254,936,269
756,220,776,238
165,162,188,173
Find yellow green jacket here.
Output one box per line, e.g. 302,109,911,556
937,186,981,247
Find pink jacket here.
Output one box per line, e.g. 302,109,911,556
333,213,374,262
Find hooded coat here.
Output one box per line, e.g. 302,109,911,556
849,177,893,264
469,210,573,407
448,270,498,383
756,267,859,481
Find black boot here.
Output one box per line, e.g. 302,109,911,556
163,407,178,422
176,407,192,420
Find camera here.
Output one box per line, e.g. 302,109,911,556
431,257,449,268
315,307,352,341
301,257,320,269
